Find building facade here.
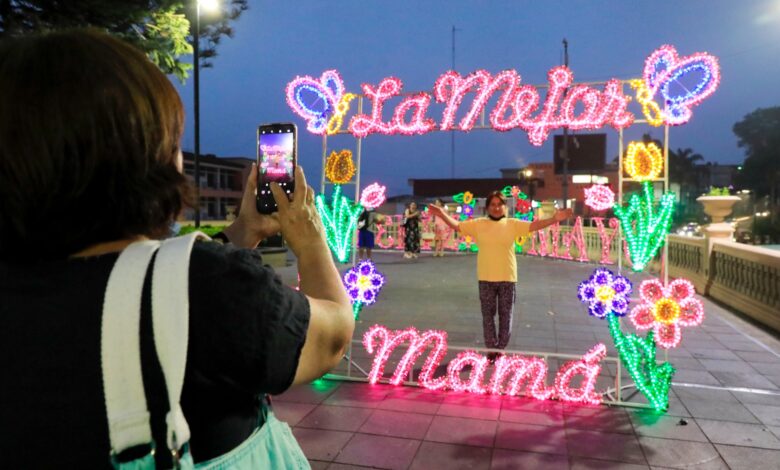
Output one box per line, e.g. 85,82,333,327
181,152,254,221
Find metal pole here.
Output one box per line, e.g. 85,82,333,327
618,126,624,273
561,38,569,210
450,25,457,178
663,124,670,285
193,0,201,227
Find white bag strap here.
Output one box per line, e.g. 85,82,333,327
151,231,209,455
101,240,162,455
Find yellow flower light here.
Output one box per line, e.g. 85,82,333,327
624,141,663,181
653,298,681,325
325,149,356,184
463,191,474,204
595,285,616,303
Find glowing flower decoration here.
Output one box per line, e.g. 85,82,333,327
584,184,615,212
360,183,387,210
344,259,386,318
516,198,532,213
577,267,633,318
462,191,474,205
325,149,356,184
462,204,474,218
510,186,520,198
629,278,703,349
624,141,663,181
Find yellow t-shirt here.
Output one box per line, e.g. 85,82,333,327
459,218,531,282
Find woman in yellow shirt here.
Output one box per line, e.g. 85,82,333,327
428,191,571,359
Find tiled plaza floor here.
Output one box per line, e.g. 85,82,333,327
274,251,780,469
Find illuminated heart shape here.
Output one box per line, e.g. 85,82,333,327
624,141,663,181
285,70,345,134
643,45,720,126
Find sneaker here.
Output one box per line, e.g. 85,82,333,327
412,253,418,258
403,253,411,259
487,352,500,363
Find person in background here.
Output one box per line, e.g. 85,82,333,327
428,191,572,360
403,201,421,259
431,198,449,257
357,207,385,260
0,29,353,468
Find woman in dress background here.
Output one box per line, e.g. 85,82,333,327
403,201,421,259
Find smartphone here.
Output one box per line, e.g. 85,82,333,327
256,123,296,214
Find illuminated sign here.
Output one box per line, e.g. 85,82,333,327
286,45,720,146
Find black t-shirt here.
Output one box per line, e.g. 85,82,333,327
0,241,310,469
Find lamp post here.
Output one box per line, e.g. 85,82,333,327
522,168,535,202
193,0,219,227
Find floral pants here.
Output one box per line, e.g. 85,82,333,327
478,281,516,349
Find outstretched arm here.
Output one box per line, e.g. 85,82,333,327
428,205,460,231
529,208,573,232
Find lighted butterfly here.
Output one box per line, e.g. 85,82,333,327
285,70,345,134
643,45,720,126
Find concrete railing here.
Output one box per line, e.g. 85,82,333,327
667,235,708,293
707,241,780,332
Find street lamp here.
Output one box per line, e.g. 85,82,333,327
521,168,535,201
193,0,219,227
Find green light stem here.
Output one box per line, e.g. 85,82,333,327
352,302,363,320
315,185,363,263
612,181,675,272
607,313,675,411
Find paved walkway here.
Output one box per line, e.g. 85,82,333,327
273,251,780,469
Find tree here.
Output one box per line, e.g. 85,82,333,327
0,0,247,82
733,107,780,206
668,147,704,187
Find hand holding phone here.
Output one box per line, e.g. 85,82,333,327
256,123,296,214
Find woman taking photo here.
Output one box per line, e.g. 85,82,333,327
0,30,353,468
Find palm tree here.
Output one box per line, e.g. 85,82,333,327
669,147,704,188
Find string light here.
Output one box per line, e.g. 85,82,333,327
607,314,674,411
326,93,357,135
643,45,721,126
554,343,606,405
343,259,385,319
315,185,363,263
577,267,633,318
584,185,616,211
349,77,403,138
592,217,620,264
462,191,474,205
359,182,387,210
629,79,664,127
285,70,344,135
559,217,589,262
447,351,490,394
375,214,399,249
390,92,436,135
489,356,553,399
629,278,704,349
325,149,356,184
361,324,614,404
624,141,663,181
613,181,676,271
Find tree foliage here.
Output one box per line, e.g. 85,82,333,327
733,106,780,202
0,0,247,82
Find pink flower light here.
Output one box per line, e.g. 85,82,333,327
584,184,615,212
360,183,387,210
629,278,704,349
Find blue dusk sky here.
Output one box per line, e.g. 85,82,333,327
174,0,780,197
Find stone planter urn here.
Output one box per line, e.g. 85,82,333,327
697,195,741,223
697,195,741,251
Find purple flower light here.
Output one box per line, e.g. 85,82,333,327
343,259,385,306
577,267,633,318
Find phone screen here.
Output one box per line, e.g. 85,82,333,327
258,129,295,184
256,123,296,214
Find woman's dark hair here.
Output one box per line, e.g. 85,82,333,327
485,191,506,210
0,29,192,262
